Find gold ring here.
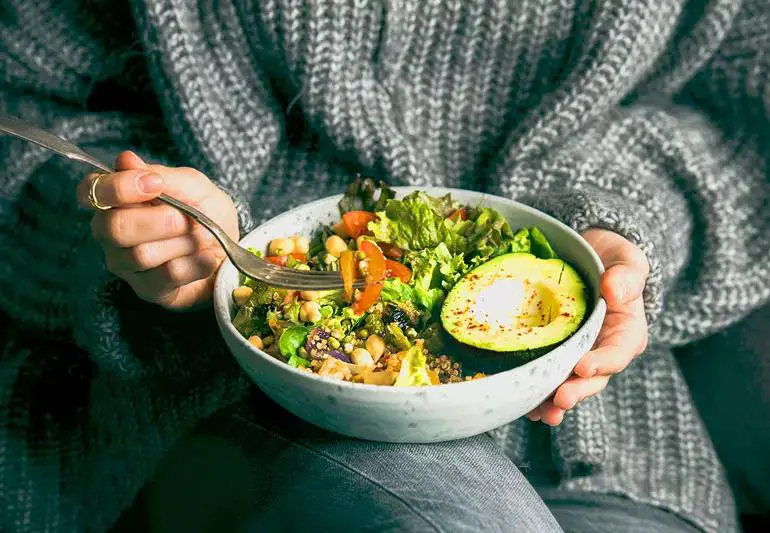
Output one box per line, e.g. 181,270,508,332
88,173,112,211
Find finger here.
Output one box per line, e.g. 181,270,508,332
552,375,611,410
104,227,218,273
601,264,646,307
540,404,566,427
527,404,544,422
115,150,149,171
130,248,223,299
574,307,648,377
76,169,164,209
582,229,650,278
91,204,194,247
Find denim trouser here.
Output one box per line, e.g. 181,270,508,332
115,394,701,533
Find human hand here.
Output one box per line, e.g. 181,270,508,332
76,151,239,310
527,228,650,426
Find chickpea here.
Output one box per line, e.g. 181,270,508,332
300,301,322,323
351,348,374,366
294,264,311,271
292,235,310,254
232,285,253,307
324,235,347,257
332,220,349,239
248,335,264,350
268,237,295,256
366,335,385,361
300,290,320,301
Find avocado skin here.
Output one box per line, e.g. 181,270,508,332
441,328,559,374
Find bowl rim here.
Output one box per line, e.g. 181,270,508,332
213,186,606,395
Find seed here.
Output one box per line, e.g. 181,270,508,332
292,235,310,254
294,264,311,271
324,235,347,257
232,285,253,307
351,348,374,366
329,337,340,349
268,237,295,256
357,329,369,339
262,336,274,347
248,335,264,350
332,329,345,340
356,251,366,260
343,342,354,354
366,335,385,361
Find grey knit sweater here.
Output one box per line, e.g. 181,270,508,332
2,0,769,531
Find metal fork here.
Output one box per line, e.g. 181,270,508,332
0,113,363,290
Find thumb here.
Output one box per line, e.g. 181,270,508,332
601,263,646,306
115,150,149,171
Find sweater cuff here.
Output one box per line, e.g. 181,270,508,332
520,187,665,326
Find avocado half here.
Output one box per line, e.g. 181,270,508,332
440,253,588,369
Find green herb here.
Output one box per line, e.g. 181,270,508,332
338,176,395,214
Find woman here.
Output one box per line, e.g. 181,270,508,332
1,0,768,531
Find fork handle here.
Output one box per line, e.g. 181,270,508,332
0,113,237,252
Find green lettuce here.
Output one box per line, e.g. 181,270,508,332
279,326,310,359
529,227,558,259
404,243,467,313
368,192,467,252
394,345,432,387
380,278,416,303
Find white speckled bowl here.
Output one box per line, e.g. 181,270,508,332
214,188,606,443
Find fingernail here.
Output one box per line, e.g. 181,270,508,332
138,173,163,194
586,366,597,377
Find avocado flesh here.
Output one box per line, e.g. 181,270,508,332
440,253,588,353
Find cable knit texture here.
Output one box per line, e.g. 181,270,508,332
2,0,770,532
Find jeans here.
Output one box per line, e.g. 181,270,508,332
114,393,701,533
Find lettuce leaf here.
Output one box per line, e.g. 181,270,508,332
369,192,467,252
279,326,310,358
380,278,416,303
529,227,558,259
338,176,395,214
394,345,432,387
403,243,467,312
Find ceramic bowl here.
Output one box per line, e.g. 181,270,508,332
213,187,606,443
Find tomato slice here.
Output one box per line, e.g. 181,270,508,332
342,211,377,239
448,207,468,221
340,250,356,302
353,241,386,314
378,242,403,259
265,253,307,267
385,260,412,283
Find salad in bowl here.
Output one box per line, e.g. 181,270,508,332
229,178,589,387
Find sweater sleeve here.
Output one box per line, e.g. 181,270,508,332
0,1,266,377
499,6,770,347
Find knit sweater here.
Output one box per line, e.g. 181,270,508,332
1,0,769,531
